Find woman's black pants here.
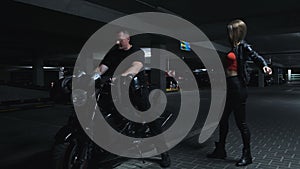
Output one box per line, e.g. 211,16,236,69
219,76,251,149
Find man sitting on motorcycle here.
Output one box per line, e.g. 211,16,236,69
94,30,171,168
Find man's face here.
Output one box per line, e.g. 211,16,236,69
116,32,130,49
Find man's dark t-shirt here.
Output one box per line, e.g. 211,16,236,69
99,44,149,111
100,45,145,78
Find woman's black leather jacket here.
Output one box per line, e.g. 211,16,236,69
232,40,268,85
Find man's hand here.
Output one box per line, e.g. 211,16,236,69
263,66,272,75
121,74,134,86
91,72,101,80
111,77,117,83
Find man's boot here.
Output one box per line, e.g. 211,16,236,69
207,142,227,159
160,152,171,168
236,148,252,166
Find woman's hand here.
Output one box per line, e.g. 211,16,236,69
263,66,272,75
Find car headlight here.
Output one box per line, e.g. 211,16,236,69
72,89,87,106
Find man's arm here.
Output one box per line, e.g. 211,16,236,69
95,64,109,75
121,61,143,77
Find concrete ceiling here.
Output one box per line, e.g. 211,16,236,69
1,0,300,69
86,0,300,68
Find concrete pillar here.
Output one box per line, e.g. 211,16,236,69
33,56,44,86
0,70,10,84
273,67,279,85
258,70,265,87
151,45,167,92
283,68,287,83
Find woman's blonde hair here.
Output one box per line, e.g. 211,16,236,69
227,19,247,46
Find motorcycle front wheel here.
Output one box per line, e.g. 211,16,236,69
51,142,69,169
52,141,89,169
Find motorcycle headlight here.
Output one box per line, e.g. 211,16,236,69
72,89,87,106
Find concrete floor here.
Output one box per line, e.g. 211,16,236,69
0,82,299,169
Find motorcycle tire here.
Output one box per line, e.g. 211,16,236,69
51,142,70,169
64,141,89,169
52,141,89,169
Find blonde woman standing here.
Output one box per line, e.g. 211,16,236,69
207,19,272,166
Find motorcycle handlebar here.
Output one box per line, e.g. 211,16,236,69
73,71,135,90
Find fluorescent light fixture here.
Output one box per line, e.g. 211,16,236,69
193,69,207,72
43,66,59,69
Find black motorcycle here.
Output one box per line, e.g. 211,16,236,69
51,70,174,169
